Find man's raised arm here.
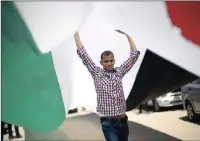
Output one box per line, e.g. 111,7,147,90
74,31,83,49
115,30,140,78
74,31,99,77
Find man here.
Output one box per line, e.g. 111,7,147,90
138,101,149,114
74,29,140,141
7,123,22,140
1,122,22,140
1,121,5,141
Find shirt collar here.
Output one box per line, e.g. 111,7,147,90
103,68,116,73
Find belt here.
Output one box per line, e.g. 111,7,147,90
100,114,128,124
109,114,126,119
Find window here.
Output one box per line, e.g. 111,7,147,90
172,88,181,92
192,78,200,84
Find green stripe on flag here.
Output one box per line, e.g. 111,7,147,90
2,1,66,132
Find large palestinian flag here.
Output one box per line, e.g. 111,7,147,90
2,1,200,132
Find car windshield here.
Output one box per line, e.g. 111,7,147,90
172,88,181,92
193,78,200,84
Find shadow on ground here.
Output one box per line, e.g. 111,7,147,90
68,113,182,140
179,116,200,126
136,105,184,114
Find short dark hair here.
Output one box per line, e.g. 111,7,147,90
101,50,114,60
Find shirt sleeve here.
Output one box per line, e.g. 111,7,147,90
118,49,140,78
77,45,99,77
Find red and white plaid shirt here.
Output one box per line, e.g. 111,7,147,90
77,46,140,116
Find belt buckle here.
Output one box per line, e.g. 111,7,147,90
117,118,122,124
111,118,119,124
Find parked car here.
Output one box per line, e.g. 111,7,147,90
147,88,182,112
182,78,200,121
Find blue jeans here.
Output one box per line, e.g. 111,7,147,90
101,117,129,141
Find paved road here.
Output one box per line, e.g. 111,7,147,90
128,109,200,140
64,113,181,140
3,110,200,140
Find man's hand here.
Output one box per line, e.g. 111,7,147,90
115,29,136,50
74,31,83,49
115,30,127,35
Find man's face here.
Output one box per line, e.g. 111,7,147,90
100,54,115,71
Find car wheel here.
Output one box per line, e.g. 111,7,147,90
153,100,160,112
186,102,197,122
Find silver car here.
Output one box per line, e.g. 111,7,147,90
147,88,182,112
182,78,200,121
